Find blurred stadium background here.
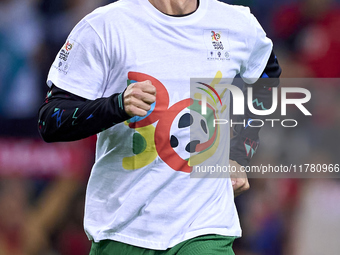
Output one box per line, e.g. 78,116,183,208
0,0,340,254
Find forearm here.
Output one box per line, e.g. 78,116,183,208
38,85,131,142
229,86,271,166
230,50,281,166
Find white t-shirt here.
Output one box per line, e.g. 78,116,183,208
47,0,272,250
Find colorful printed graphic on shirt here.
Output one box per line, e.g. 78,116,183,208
122,71,227,173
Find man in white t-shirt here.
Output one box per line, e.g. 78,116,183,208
38,0,281,254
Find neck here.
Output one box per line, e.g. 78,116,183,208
148,0,198,16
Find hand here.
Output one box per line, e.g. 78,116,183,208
229,160,250,197
123,80,156,117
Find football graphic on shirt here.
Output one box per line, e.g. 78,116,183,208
125,72,224,173
169,107,210,160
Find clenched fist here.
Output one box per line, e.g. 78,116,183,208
123,80,156,117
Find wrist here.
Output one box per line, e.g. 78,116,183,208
110,90,131,122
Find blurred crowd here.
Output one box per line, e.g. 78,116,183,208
0,0,339,254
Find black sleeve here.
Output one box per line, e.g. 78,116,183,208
229,50,282,166
38,85,131,143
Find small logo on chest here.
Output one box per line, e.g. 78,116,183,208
211,31,224,50
205,30,230,61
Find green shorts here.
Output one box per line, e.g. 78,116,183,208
89,234,235,255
